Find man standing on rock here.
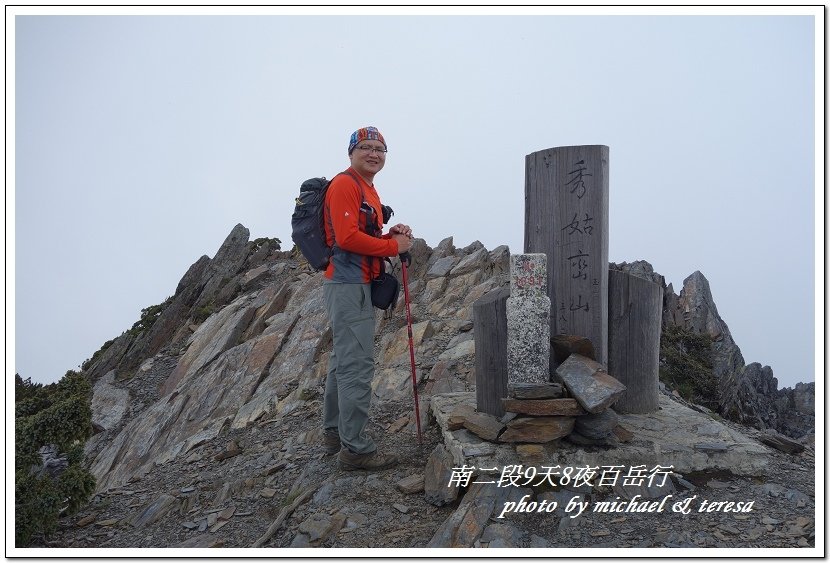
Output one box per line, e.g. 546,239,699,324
321,126,413,471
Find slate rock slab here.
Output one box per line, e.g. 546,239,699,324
463,411,506,442
759,431,806,455
554,354,626,414
502,397,586,417
508,382,564,399
499,416,575,443
427,482,511,547
480,522,523,548
130,494,179,528
424,444,460,507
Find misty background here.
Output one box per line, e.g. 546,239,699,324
11,9,820,391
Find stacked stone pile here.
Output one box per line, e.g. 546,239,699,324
450,351,630,450
499,381,578,443
469,252,633,451
554,354,627,445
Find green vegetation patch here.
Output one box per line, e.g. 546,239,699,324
128,296,173,336
15,372,96,546
659,325,719,411
250,237,281,252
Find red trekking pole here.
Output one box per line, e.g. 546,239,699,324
399,252,422,446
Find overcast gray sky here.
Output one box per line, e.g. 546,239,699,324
10,8,821,390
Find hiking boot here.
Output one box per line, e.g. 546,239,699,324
322,429,341,456
338,449,399,471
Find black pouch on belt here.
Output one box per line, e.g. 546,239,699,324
371,272,399,310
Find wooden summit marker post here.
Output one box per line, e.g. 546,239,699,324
473,287,510,417
608,269,663,413
525,145,609,367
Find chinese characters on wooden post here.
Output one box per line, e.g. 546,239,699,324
524,145,610,366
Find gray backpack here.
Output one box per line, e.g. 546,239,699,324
291,176,337,270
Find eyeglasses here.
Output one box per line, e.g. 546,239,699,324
355,145,388,155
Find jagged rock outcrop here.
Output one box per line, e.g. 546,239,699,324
613,260,814,439
85,230,510,492
83,225,283,385
779,381,816,441
719,362,780,429
665,270,745,381
665,271,813,438
52,227,819,551
84,234,813,495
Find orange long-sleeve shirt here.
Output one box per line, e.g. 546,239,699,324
323,168,399,283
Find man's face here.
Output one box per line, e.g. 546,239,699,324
349,140,386,178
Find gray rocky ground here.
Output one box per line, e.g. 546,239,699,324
32,227,817,554
47,388,816,553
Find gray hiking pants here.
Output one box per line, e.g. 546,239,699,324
322,281,377,455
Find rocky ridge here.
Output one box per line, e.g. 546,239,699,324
613,260,814,441
40,224,815,552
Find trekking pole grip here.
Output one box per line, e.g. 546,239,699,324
399,251,412,267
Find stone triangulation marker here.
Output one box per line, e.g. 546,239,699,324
506,253,550,384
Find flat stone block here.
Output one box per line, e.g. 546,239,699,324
555,354,626,414
463,411,505,442
499,416,575,444
462,442,496,457
508,382,564,399
501,398,586,417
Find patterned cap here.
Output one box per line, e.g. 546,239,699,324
348,126,387,155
